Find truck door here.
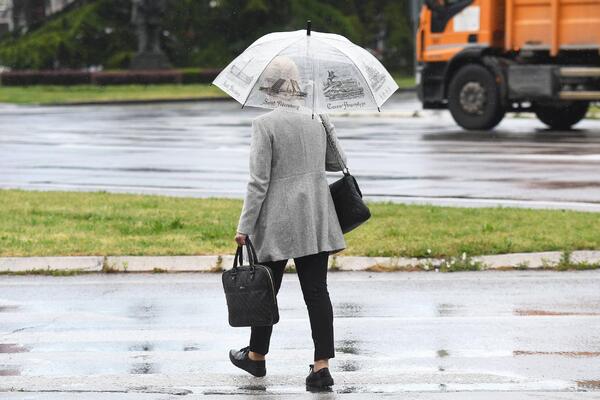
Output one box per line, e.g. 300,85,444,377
421,0,484,62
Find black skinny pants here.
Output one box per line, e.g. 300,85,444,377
249,251,335,361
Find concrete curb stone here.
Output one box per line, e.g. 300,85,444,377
1,251,599,273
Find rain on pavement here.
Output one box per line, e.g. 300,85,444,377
1,271,600,398
2,93,600,211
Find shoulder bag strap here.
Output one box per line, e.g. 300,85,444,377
321,118,349,175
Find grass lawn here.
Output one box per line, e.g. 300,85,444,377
392,72,416,89
0,84,227,104
1,189,599,258
0,74,416,105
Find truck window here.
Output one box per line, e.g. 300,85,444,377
425,0,474,33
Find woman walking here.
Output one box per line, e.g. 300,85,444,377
228,58,347,390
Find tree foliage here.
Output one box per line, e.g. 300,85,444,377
0,0,414,71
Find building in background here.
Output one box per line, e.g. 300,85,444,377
45,0,75,15
0,0,76,35
0,0,12,35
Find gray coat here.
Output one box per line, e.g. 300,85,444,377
237,110,347,262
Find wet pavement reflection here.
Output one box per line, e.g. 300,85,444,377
0,271,599,397
2,94,600,210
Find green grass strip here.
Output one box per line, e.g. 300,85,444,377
0,84,227,104
0,75,415,105
1,189,599,258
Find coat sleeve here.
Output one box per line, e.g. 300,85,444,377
321,114,348,172
237,118,272,235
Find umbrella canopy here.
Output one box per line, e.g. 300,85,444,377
212,25,398,115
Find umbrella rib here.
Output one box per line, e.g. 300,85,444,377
312,37,380,111
241,36,306,109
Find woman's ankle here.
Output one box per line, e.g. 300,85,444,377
248,351,265,361
313,359,329,372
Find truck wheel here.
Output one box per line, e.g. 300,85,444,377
534,101,589,130
448,64,505,130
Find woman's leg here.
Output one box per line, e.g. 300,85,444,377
248,259,287,358
294,251,334,369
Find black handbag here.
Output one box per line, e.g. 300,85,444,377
323,120,371,234
222,238,279,327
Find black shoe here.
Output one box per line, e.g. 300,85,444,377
229,346,266,377
306,364,334,390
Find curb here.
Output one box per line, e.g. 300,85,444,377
43,96,233,106
1,251,600,273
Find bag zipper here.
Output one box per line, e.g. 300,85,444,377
256,265,277,305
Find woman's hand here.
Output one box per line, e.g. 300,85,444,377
235,232,247,246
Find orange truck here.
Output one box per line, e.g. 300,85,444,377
416,0,600,130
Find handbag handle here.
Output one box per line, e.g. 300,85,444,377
232,237,259,270
321,116,349,175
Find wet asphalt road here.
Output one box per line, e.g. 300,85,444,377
1,271,600,398
2,94,600,210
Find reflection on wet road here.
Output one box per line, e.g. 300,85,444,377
2,94,600,210
1,271,599,398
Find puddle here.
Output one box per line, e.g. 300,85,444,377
529,181,600,190
130,362,158,374
436,304,463,317
437,349,450,358
336,339,360,355
335,302,363,318
578,380,600,390
237,385,267,391
129,343,154,352
514,351,600,357
0,305,21,312
128,303,159,322
338,360,361,372
0,343,30,353
0,365,21,376
514,309,600,316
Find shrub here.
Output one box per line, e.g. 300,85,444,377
181,68,221,84
0,69,91,85
0,68,223,86
91,70,182,85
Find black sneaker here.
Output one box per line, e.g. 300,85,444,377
306,364,334,390
229,346,266,377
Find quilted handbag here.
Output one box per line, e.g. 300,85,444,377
222,238,279,327
322,119,371,233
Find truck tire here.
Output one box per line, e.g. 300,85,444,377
534,101,589,130
448,64,505,130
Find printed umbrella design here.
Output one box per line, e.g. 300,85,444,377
213,22,398,115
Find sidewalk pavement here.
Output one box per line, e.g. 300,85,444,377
1,251,599,273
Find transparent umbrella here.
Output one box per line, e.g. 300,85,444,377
212,22,399,115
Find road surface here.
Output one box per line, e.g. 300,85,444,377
1,270,600,398
2,94,600,210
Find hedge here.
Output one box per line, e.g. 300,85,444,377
0,68,222,86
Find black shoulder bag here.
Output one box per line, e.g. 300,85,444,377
222,237,279,327
323,120,371,234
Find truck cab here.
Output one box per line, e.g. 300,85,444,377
416,0,600,130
